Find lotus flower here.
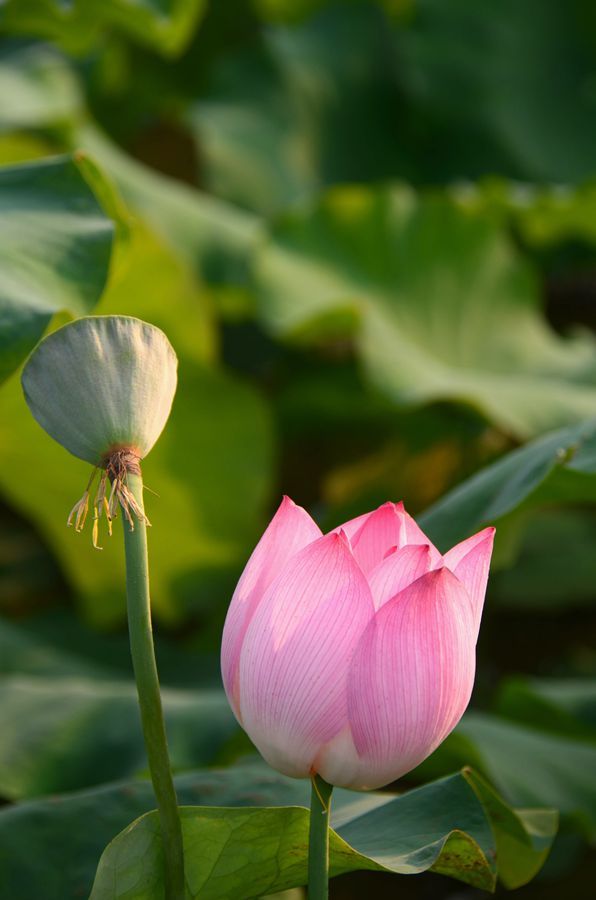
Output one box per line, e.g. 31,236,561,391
221,498,494,790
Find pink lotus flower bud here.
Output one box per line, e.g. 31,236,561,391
221,499,494,790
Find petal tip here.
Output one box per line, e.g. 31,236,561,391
474,526,496,548
427,565,455,584
335,528,350,547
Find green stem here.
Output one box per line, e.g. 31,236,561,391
308,775,334,900
122,471,186,900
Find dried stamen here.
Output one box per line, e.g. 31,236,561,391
67,467,98,532
104,448,151,535
67,447,150,549
67,491,90,531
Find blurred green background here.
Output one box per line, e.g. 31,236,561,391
2,0,596,897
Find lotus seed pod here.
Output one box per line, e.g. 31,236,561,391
22,315,177,548
22,315,177,466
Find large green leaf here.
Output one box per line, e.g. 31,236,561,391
0,155,114,383
419,418,596,551
0,753,557,898
75,125,261,288
0,675,237,800
190,3,406,215
0,762,358,900
450,176,596,250
490,508,596,611
0,608,247,802
0,30,259,281
254,185,596,439
496,678,596,742
0,607,235,802
0,611,222,687
89,768,555,898
0,42,77,162
0,223,274,626
398,0,596,183
0,615,118,681
1,0,206,56
417,713,596,842
0,764,308,900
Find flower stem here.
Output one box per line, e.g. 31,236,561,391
122,470,186,900
308,774,334,899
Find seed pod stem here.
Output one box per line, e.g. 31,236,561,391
122,468,185,900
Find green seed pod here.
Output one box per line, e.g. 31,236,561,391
22,315,177,547
22,315,177,465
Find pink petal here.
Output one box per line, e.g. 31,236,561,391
340,568,477,790
339,502,442,565
334,510,373,541
238,531,375,778
367,544,433,609
349,503,405,574
399,506,442,564
221,496,321,714
443,527,495,636
335,502,407,545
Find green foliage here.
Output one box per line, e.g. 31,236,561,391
2,1,596,896
75,125,262,287
254,185,596,439
0,41,81,129
0,613,568,898
90,769,555,898
0,676,237,799
398,0,596,183
421,713,596,843
3,756,552,899
190,3,405,215
420,418,596,551
1,0,206,56
0,614,239,801
0,214,274,625
0,763,306,900
497,678,596,741
0,357,274,627
0,155,114,383
490,509,596,610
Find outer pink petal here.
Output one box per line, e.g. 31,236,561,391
238,531,374,779
349,503,405,574
221,496,322,714
335,568,476,790
367,544,433,609
443,527,495,636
